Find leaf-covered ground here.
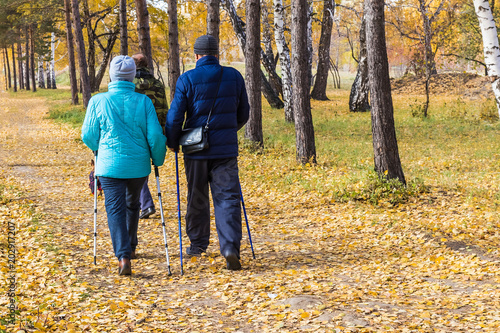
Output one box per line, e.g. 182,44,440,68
1,91,500,332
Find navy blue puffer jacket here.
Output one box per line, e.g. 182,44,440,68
165,56,250,159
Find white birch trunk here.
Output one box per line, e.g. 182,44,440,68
38,57,45,88
274,0,294,122
51,32,57,89
473,0,500,116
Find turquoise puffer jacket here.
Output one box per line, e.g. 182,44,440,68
81,81,166,179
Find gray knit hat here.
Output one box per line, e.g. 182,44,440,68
109,55,136,82
193,35,218,55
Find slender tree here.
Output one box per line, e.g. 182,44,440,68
365,0,405,184
262,0,281,96
29,24,36,92
119,0,128,55
349,14,370,112
207,0,220,46
473,0,500,116
245,0,263,146
64,0,78,104
311,0,334,100
135,0,154,73
12,44,17,92
71,0,91,106
274,0,293,121
2,50,7,90
168,0,180,103
24,25,30,91
82,0,97,92
50,32,56,89
38,56,45,88
291,0,316,164
222,0,284,109
4,48,11,89
17,42,23,90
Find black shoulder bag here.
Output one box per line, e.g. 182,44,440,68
179,68,224,154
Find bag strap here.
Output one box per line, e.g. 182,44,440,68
205,67,224,131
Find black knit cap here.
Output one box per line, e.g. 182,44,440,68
193,35,218,55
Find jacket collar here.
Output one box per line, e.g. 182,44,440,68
196,55,219,67
108,80,136,91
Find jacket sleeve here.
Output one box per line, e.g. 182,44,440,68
145,98,167,167
165,76,188,149
237,75,250,130
81,97,100,151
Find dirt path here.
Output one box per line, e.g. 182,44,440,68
1,91,500,332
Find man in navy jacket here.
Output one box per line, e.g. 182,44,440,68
165,35,250,270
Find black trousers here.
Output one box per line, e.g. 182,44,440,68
184,157,242,255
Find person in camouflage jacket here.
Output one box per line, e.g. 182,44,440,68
130,54,169,259
132,54,169,127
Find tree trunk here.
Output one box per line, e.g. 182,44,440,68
38,57,45,89
5,48,11,89
349,14,370,112
82,0,97,92
119,0,128,55
168,0,180,103
245,0,263,146
274,0,294,121
2,50,7,91
291,0,316,164
474,0,500,117
135,0,154,74
24,26,30,91
51,33,57,89
12,44,17,92
64,0,78,104
17,43,24,90
72,0,92,107
29,25,36,93
207,0,220,47
46,61,52,89
222,0,284,109
365,0,405,184
311,0,334,100
94,34,117,91
307,2,313,85
261,0,282,96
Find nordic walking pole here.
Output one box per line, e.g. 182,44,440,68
239,183,256,259
154,165,172,276
175,151,184,275
93,151,98,265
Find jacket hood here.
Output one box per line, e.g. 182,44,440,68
108,80,136,92
195,55,219,68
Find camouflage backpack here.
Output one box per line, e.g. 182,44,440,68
134,67,169,127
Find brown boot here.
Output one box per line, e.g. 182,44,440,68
130,250,137,260
118,258,132,275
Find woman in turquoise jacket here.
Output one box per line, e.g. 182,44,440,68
82,55,166,276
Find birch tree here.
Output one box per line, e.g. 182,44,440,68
291,0,316,164
274,0,293,121
50,32,56,89
17,42,23,90
311,0,335,101
349,14,370,112
365,0,405,184
37,57,45,88
29,24,36,92
473,0,500,117
221,0,284,109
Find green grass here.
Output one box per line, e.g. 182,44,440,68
15,74,500,207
